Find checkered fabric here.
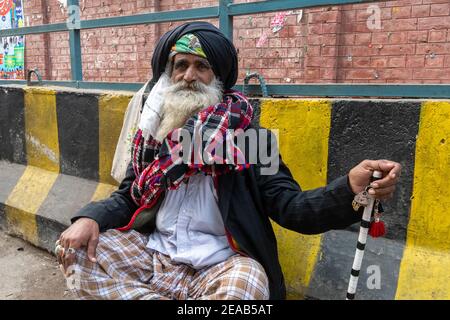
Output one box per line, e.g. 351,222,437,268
126,90,253,231
67,229,269,300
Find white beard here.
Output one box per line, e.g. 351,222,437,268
155,75,222,142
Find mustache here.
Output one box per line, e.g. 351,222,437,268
166,80,210,93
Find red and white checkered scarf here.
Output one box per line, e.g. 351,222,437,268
129,90,253,210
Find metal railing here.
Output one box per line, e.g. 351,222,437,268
0,0,449,98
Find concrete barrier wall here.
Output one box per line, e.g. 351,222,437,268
0,86,130,251
1,85,449,300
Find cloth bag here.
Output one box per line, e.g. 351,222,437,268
110,81,151,183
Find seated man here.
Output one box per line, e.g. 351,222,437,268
57,21,401,300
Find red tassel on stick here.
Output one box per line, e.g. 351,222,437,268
369,218,385,238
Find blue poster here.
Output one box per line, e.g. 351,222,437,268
0,0,25,79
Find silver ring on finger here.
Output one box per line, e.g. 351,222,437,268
55,244,64,256
65,247,76,257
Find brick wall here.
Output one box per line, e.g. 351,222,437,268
22,0,450,84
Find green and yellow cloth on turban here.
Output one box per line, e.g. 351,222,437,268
151,21,238,89
170,33,207,59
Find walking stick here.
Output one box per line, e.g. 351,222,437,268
346,170,384,300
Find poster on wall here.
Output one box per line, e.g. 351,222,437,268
0,0,24,79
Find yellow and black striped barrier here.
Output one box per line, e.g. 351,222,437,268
0,86,130,251
0,85,449,299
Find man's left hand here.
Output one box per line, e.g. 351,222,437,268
348,159,402,200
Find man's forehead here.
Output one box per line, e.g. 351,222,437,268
172,53,210,64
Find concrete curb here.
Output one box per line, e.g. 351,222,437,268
0,161,116,253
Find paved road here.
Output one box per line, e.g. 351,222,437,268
0,230,75,300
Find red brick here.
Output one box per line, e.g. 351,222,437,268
429,30,447,42
388,56,407,67
351,3,371,10
412,5,430,17
321,46,337,57
305,68,321,82
286,68,304,80
355,9,371,22
430,3,450,16
443,55,450,67
383,68,412,80
337,46,351,57
267,58,284,69
392,6,412,19
408,31,429,43
379,44,415,56
416,43,450,54
277,27,290,39
308,24,322,35
413,68,450,79
354,22,374,33
306,46,321,57
380,7,393,20
320,68,337,80
349,45,379,57
342,10,356,22
310,10,340,24
310,56,336,68
262,68,287,79
337,57,353,68
341,23,355,33
418,16,450,30
339,34,355,45
388,32,408,44
268,48,285,58
290,26,304,38
284,15,298,27
321,35,337,46
385,1,423,7
352,57,371,67
407,56,425,68
383,18,418,31
346,69,378,80
371,32,389,44
285,48,301,59
355,33,372,45
306,57,324,67
322,23,339,34
371,57,389,68
269,38,282,48
425,55,444,67
308,35,322,45
282,58,301,69
423,0,450,4
281,38,297,48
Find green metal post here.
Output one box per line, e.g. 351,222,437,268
67,0,83,81
219,0,233,41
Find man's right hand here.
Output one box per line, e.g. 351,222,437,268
58,218,100,272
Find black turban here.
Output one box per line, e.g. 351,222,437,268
151,21,238,90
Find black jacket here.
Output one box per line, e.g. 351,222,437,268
72,128,361,300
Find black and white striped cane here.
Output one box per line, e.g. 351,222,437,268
346,170,383,300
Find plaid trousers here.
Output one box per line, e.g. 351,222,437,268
67,229,269,300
